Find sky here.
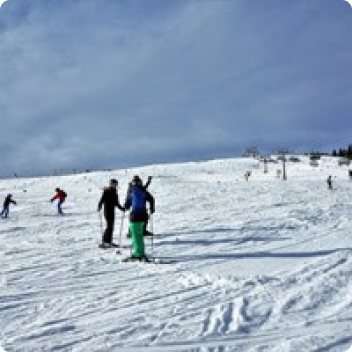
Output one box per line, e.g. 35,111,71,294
0,0,352,177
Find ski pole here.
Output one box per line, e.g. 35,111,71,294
98,210,104,243
118,212,125,248
150,214,154,257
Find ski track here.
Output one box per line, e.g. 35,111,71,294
1,157,352,351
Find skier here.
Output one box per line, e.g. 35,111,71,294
50,188,67,214
1,194,17,218
97,179,125,247
126,175,153,237
244,171,251,181
124,175,155,261
327,175,333,190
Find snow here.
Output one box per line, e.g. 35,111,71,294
1,156,352,352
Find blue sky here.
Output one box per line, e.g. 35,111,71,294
0,0,351,177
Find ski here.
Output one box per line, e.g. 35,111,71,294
100,255,176,265
120,256,176,264
98,242,120,249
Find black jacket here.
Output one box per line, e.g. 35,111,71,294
3,196,16,207
98,187,124,215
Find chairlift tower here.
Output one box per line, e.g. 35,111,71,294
263,157,268,174
278,149,289,180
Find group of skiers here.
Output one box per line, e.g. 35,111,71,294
1,169,349,261
98,175,155,262
1,188,67,218
1,175,154,261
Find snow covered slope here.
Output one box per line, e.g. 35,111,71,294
1,157,352,352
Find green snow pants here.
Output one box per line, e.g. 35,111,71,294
130,222,145,258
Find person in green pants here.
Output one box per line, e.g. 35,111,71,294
124,176,155,261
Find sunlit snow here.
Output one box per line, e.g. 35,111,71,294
1,156,352,351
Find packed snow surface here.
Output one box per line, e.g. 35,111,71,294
1,157,352,352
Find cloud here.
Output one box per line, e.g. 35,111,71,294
0,0,351,176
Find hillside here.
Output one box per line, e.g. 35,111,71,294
1,156,352,352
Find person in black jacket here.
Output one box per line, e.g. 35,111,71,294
1,194,17,218
98,179,125,247
124,175,155,260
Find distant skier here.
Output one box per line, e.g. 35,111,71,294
1,194,17,218
124,175,155,261
327,175,333,190
97,179,125,247
51,188,67,214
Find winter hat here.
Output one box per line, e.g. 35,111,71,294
132,175,142,185
110,179,118,186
